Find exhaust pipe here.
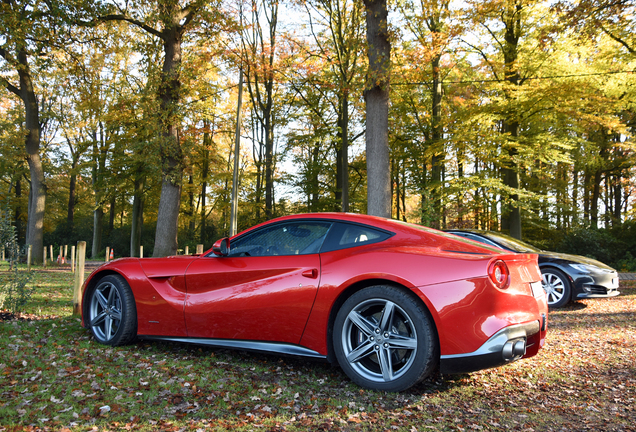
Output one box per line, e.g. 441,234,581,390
502,338,526,361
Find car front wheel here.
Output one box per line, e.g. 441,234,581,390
87,274,137,346
541,268,571,308
333,285,438,392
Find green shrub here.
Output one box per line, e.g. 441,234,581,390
0,208,34,314
616,251,636,272
554,228,627,268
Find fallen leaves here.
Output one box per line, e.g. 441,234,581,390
1,282,635,431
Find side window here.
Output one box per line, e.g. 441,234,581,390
321,222,393,253
227,221,332,257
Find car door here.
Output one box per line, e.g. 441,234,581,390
184,221,332,344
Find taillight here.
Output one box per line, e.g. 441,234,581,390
489,260,510,289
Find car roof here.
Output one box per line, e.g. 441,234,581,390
238,213,505,255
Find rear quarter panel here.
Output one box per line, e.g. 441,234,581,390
300,244,503,355
300,243,545,358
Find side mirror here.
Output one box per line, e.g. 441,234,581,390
212,237,230,256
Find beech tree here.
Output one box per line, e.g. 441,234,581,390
305,0,365,212
0,0,59,264
96,0,221,256
364,0,391,218
2,0,635,258
239,0,284,219
399,0,456,227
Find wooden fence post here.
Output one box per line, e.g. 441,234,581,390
73,241,86,316
43,247,47,269
71,245,76,273
196,244,203,254
185,246,189,255
49,245,53,263
140,245,143,258
27,245,32,272
105,246,110,262
64,244,68,260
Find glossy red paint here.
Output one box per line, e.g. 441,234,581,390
184,254,320,343
82,257,196,336
81,212,548,386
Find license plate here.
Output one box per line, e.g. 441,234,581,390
612,277,619,288
530,281,545,298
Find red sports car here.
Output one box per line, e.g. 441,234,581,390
81,213,548,391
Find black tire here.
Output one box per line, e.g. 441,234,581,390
541,268,571,308
333,285,438,392
87,274,137,346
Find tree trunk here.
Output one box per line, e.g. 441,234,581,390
430,55,443,229
17,48,46,264
200,129,211,245
591,169,601,228
91,130,107,259
583,170,591,224
336,94,350,212
242,0,278,220
419,162,428,225
154,179,181,256
311,143,320,211
364,0,391,218
108,195,116,233
264,100,274,219
130,168,145,257
500,0,523,239
188,175,195,233
153,20,184,257
14,175,25,244
572,167,579,226
614,175,622,224
67,166,76,228
92,208,103,258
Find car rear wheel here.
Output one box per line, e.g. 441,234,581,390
541,268,571,308
87,274,137,346
333,285,438,392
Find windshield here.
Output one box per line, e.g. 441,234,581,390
482,232,542,253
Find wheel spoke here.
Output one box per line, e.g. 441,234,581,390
378,301,395,332
387,333,418,350
377,346,393,381
107,284,118,307
90,312,107,327
95,289,108,309
347,311,376,337
543,274,564,304
105,316,113,340
346,340,376,363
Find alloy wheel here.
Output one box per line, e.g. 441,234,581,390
340,298,418,382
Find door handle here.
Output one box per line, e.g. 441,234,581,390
302,269,318,279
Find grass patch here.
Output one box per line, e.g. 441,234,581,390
1,265,634,431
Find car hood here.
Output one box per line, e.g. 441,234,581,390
538,251,615,271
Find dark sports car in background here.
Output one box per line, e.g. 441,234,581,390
446,230,620,308
82,213,548,391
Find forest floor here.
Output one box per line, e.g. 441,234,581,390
0,265,634,431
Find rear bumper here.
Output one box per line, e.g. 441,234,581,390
440,318,545,374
